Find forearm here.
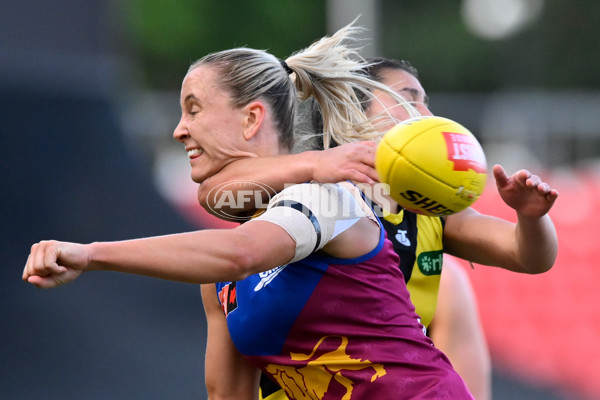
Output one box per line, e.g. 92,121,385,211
515,213,557,273
444,208,557,274
87,230,255,284
444,210,518,269
198,142,379,219
198,152,318,215
202,285,260,400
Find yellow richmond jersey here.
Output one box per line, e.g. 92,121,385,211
259,208,445,400
260,381,290,400
382,208,444,328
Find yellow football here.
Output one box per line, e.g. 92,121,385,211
375,116,487,217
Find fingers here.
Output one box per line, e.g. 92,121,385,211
23,241,67,285
22,251,33,282
26,275,57,289
536,182,550,193
350,142,377,167
500,166,557,195
510,169,532,188
524,172,558,199
492,164,509,188
516,170,545,190
360,141,377,148
537,183,558,207
361,150,376,167
348,166,379,184
23,242,44,282
320,142,379,184
351,144,379,182
547,189,559,204
540,184,559,202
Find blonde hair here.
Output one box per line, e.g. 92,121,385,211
189,20,418,151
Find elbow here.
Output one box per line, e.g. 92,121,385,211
221,232,263,281
536,254,558,274
521,247,558,275
537,243,559,274
538,252,557,274
526,262,554,275
226,252,256,282
215,222,296,282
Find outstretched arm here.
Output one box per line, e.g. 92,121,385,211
23,221,296,288
198,142,379,217
443,164,558,274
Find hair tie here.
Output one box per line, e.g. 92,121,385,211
280,59,294,75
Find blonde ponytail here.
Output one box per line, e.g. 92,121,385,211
284,20,420,149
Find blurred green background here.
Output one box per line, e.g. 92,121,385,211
123,0,600,91
117,0,600,171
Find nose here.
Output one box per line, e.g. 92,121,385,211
417,103,433,117
173,117,189,143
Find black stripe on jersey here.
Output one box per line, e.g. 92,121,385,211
380,212,418,283
260,373,281,397
272,200,322,253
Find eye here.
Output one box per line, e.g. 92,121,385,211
189,105,200,116
397,88,417,102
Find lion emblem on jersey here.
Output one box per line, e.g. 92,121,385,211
265,335,386,399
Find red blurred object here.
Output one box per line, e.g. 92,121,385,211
463,169,600,400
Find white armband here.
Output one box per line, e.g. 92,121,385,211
250,182,367,263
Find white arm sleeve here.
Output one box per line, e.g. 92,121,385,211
249,182,367,263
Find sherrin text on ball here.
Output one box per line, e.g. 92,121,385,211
375,116,487,217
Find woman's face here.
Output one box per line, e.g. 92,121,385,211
173,65,251,183
366,68,433,133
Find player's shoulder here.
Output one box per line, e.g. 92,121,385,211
268,181,364,211
271,181,338,200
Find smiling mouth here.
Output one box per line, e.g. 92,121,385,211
187,148,203,159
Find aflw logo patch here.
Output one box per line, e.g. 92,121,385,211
218,282,238,316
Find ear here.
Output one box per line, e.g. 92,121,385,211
242,101,266,141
